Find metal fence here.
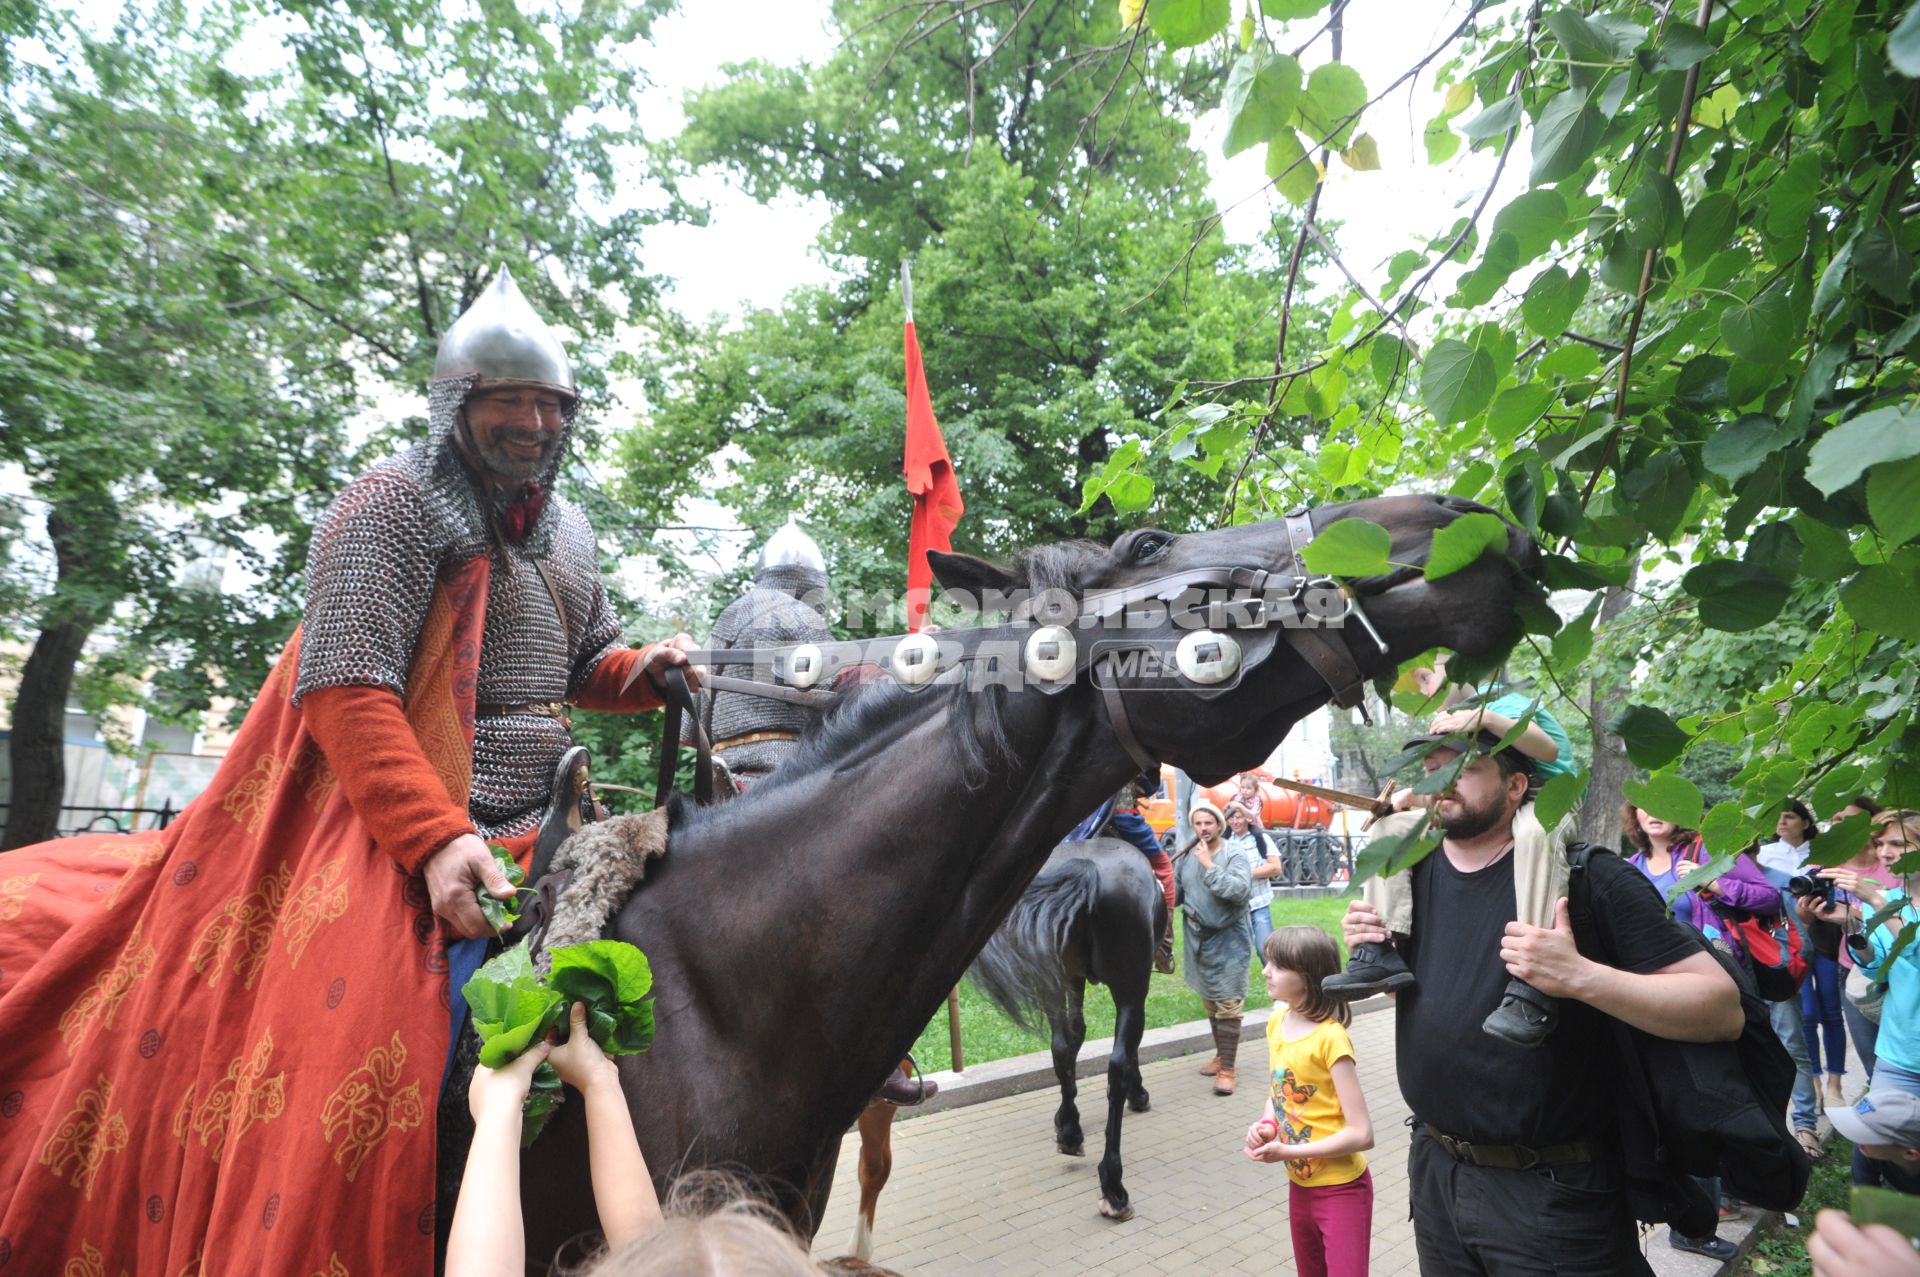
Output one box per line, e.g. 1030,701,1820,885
1275,829,1356,888
0,801,179,838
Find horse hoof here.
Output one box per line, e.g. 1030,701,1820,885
1057,1140,1085,1157
1128,1093,1150,1113
1098,1198,1134,1222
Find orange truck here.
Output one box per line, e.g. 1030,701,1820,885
1135,765,1335,842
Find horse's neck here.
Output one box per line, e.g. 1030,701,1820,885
668,686,1136,1056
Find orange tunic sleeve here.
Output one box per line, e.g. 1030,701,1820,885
301,684,475,875
573,645,671,713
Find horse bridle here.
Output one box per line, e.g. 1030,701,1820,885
643,509,1397,800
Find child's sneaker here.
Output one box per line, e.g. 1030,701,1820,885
1323,941,1417,1001
1481,977,1559,1047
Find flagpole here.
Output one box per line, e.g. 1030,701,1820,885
901,259,914,325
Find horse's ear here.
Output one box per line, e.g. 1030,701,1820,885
929,550,1020,604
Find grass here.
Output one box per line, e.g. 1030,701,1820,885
1732,1138,1858,1276
910,892,1356,1073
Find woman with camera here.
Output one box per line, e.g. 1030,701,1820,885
1821,810,1920,1102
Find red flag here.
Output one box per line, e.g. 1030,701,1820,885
903,318,964,632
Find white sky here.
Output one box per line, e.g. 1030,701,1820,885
640,0,1515,323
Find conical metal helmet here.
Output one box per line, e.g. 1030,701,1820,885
759,518,826,572
432,267,576,400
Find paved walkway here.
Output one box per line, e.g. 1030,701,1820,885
811,1004,1850,1275
812,1004,1415,1274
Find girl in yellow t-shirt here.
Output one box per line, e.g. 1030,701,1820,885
1244,926,1376,1277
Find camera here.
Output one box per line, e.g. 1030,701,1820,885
1786,873,1835,906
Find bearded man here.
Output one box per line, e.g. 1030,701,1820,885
1337,731,1742,1277
0,269,696,1275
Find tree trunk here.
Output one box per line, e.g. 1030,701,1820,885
3,504,106,850
3,612,95,849
1577,571,1639,850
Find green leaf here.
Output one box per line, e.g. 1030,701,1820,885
1869,456,1920,548
1891,1,1920,77
1449,459,1493,500
1352,812,1440,881
1682,559,1791,631
1533,771,1588,836
1369,333,1411,384
1340,133,1381,171
1148,0,1232,49
1652,21,1715,72
1718,290,1796,365
1551,593,1604,666
1105,472,1155,514
550,939,653,1005
1490,189,1567,261
1423,115,1461,164
1461,94,1521,142
1486,383,1554,445
1681,192,1738,269
1423,513,1508,581
1530,90,1603,185
1856,222,1917,304
1520,266,1579,338
1222,50,1304,158
1622,174,1683,250
1420,337,1498,425
1537,343,1601,381
1622,772,1704,831
1805,403,1920,495
1265,130,1318,206
1296,62,1367,148
1442,80,1476,117
1842,564,1920,643
1300,517,1393,576
1606,703,1691,769
1702,414,1790,483
1259,0,1328,17
1544,8,1620,86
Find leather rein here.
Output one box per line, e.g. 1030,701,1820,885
644,510,1397,803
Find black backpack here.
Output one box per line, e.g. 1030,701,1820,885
1564,842,1808,1237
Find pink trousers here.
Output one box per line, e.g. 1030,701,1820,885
1289,1167,1374,1277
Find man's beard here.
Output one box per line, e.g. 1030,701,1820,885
474,431,556,484
1436,789,1509,841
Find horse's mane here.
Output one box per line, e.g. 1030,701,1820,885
669,539,1110,836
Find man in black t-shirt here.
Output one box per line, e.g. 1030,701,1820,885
1342,735,1744,1276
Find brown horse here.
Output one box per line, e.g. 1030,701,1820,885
505,497,1539,1265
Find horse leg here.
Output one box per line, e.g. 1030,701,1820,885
850,1099,897,1262
1097,984,1148,1222
1052,977,1087,1156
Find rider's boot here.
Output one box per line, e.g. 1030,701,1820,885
878,1060,938,1106
1322,940,1416,1001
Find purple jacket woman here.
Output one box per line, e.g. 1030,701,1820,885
1628,835,1780,958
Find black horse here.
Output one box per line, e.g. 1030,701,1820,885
508,496,1539,1264
970,837,1161,1221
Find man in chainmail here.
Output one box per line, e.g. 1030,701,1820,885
294,267,700,939
697,519,833,789
0,269,703,1274
690,521,935,1105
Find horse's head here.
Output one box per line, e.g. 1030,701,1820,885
930,495,1541,783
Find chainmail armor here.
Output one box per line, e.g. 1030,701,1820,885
697,562,832,778
296,374,620,836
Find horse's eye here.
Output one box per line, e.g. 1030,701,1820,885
1131,533,1173,563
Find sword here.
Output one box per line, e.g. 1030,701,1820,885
1264,777,1401,830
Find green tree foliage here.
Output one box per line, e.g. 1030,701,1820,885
1053,0,1920,863
618,0,1327,616
0,0,679,846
